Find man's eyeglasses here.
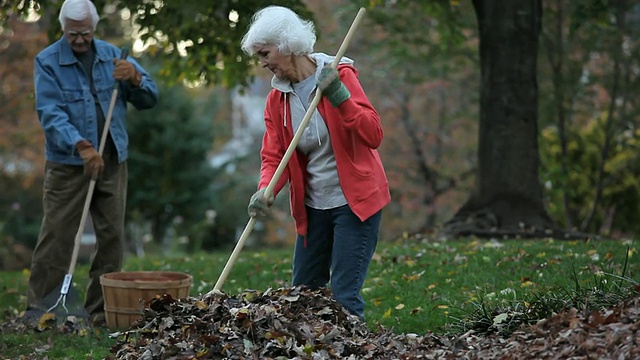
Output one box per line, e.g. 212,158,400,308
66,30,93,39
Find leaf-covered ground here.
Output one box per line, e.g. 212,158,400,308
108,286,640,359
2,285,639,359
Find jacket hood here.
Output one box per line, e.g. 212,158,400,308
271,52,354,92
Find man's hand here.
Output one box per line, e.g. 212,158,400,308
76,140,104,180
113,59,141,86
247,188,275,217
317,65,351,107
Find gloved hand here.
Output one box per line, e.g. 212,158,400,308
76,140,104,179
317,65,351,107
247,188,274,217
113,59,141,86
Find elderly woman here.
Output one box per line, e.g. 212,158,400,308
242,5,390,319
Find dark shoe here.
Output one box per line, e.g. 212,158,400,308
20,307,46,327
90,312,106,327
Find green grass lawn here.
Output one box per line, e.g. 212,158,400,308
1,236,638,359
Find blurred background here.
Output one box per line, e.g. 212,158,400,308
1,0,639,270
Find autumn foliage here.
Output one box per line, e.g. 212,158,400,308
0,17,47,183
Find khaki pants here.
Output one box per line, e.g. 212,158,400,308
27,144,127,317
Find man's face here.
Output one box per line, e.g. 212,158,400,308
63,17,94,54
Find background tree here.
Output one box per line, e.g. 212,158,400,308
0,17,45,177
0,17,48,259
0,0,313,87
359,0,564,238
538,0,640,236
441,0,564,238
351,0,479,233
126,81,218,253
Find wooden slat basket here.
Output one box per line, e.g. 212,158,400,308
99,271,193,330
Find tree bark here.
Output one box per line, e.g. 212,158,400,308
444,0,574,239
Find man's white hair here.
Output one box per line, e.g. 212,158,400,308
58,0,100,30
241,6,316,56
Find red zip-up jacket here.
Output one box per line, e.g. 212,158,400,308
258,63,391,237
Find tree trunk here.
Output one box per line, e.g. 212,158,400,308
444,0,572,239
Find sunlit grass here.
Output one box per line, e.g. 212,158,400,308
361,237,638,334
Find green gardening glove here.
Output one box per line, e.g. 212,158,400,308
247,188,275,218
317,65,351,107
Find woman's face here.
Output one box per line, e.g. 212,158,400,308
254,44,294,80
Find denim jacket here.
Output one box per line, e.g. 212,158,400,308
34,37,158,165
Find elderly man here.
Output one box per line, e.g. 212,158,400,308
25,0,158,327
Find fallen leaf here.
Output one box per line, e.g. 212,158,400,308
36,313,56,332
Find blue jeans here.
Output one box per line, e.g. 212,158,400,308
293,204,381,318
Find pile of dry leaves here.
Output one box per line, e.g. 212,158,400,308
105,286,640,359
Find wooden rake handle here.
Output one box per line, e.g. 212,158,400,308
66,49,129,280
208,8,367,294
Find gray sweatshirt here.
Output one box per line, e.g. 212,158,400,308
270,52,354,209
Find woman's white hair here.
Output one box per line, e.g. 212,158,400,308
58,0,100,30
241,6,316,56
